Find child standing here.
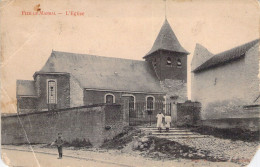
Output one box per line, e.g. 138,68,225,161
51,133,64,159
165,115,172,132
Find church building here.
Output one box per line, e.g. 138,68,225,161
16,19,189,113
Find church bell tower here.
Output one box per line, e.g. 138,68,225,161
143,19,189,82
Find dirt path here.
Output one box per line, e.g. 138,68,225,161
2,145,242,167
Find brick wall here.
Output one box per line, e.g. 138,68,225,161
83,90,165,105
17,97,37,112
191,43,259,119
145,50,187,82
1,104,126,147
34,74,70,111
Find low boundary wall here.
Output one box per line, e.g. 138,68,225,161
1,104,127,147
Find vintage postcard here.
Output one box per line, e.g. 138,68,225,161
0,0,259,166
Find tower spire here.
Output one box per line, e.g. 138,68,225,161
164,0,167,19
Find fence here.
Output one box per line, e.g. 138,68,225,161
129,101,172,126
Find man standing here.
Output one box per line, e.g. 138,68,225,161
51,132,64,159
156,111,164,133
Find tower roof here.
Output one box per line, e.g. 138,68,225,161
144,19,189,58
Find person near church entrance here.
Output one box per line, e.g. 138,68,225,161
165,114,172,132
156,111,165,132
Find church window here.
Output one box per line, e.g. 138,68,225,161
105,93,115,104
146,96,155,111
47,79,57,104
177,58,182,68
166,57,172,66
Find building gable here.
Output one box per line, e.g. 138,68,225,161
191,43,214,71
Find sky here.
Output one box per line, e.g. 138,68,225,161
0,0,259,113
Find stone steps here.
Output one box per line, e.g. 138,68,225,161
154,135,208,139
151,132,195,135
139,127,208,139
140,128,190,132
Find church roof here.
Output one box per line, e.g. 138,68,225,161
17,80,37,97
193,39,259,73
144,19,189,58
39,51,164,93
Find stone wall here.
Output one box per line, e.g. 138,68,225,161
1,104,127,147
160,79,187,103
202,118,260,132
176,101,201,126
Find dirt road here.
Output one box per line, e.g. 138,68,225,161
2,149,130,167
2,146,242,167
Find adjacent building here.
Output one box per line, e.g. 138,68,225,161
191,39,259,122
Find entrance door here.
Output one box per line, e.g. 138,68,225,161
122,95,136,123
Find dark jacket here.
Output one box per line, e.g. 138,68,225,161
55,137,64,147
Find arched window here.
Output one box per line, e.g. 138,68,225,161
166,57,172,66
177,58,182,68
47,79,57,104
146,96,155,111
122,94,135,110
105,93,115,104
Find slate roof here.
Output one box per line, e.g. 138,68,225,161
144,19,189,58
193,39,259,73
16,80,37,97
39,51,164,93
